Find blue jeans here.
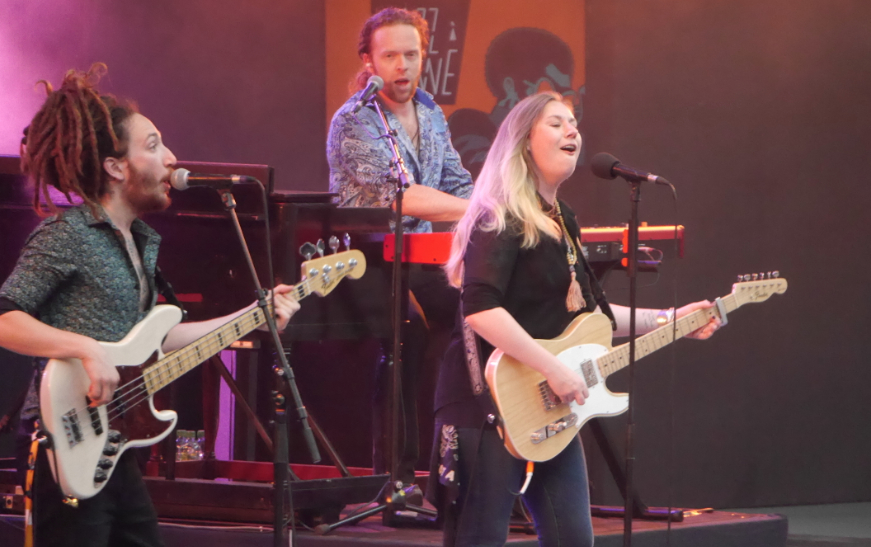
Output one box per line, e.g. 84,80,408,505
445,426,594,547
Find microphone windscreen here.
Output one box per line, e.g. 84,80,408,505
170,168,190,191
367,75,384,91
591,152,620,180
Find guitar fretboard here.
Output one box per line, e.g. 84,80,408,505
142,306,265,395
141,282,310,395
595,294,738,378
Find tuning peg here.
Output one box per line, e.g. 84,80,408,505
316,239,325,257
752,273,758,281
743,274,751,281
299,242,316,261
737,275,743,282
771,270,780,278
329,235,340,254
343,232,352,250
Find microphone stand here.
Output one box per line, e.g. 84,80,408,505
216,187,321,547
622,181,641,547
314,96,435,535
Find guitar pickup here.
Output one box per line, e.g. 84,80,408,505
61,410,84,448
539,361,598,412
580,360,599,388
85,400,103,436
538,381,562,411
530,413,579,444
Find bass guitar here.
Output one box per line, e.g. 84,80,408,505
40,250,365,500
485,276,787,462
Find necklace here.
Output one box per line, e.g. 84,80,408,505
553,200,585,312
411,125,420,152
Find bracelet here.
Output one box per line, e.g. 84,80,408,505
655,308,674,326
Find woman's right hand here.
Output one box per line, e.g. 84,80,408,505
544,359,589,405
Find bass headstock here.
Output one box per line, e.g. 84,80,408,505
298,249,366,298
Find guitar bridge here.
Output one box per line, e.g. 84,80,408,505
530,413,579,444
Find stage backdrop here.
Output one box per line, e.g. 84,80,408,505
0,0,328,191
3,0,870,511
579,0,871,509
325,0,586,181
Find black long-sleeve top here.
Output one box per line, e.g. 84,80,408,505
434,199,596,428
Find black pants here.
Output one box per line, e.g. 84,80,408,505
33,448,163,547
372,266,459,483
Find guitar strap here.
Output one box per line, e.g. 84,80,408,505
559,201,616,330
24,434,38,547
576,241,617,331
459,299,501,422
154,266,187,320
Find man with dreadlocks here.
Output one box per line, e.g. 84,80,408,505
0,64,301,547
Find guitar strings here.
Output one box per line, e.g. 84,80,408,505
593,306,719,378
68,311,264,443
64,257,370,444
61,273,331,441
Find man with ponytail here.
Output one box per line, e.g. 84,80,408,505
0,65,300,547
327,7,474,493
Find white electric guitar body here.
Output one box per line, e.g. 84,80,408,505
40,306,183,500
39,250,365,500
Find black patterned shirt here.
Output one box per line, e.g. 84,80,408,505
0,204,162,420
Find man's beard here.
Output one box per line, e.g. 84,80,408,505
381,74,419,104
127,165,170,214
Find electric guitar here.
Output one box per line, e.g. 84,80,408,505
39,250,365,500
485,276,788,462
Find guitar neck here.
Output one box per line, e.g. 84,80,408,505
142,282,311,395
596,293,737,378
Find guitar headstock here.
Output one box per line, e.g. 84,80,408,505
731,271,788,306
299,250,367,297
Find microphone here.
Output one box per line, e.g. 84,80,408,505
170,168,256,191
351,75,384,114
591,152,670,185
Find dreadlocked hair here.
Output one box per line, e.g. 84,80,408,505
22,63,137,217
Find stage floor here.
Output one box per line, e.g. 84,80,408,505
0,508,788,547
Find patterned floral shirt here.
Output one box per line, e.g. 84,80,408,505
327,88,474,233
0,204,162,421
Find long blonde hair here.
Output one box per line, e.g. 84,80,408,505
445,91,565,288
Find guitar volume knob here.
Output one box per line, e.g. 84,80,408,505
103,445,119,456
98,458,114,470
93,470,108,483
